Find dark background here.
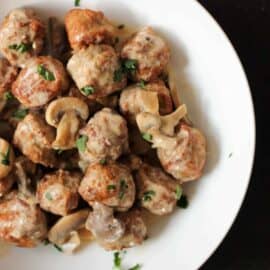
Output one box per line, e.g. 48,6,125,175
197,1,269,269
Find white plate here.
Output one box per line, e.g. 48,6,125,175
0,0,255,269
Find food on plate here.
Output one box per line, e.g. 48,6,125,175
0,5,206,254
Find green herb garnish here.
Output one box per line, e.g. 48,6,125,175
113,252,122,270
43,239,50,246
142,133,152,143
142,190,155,202
76,135,88,152
177,194,189,209
0,146,10,166
175,185,182,200
74,0,80,6
45,192,53,201
119,179,128,200
100,158,107,165
37,64,55,81
114,68,123,82
53,244,63,252
137,80,146,89
12,108,28,120
107,184,116,191
4,92,14,101
55,149,63,155
118,24,125,29
80,86,95,96
8,43,32,53
128,264,142,270
123,59,137,72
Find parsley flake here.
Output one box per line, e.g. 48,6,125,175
1,146,10,166
45,192,53,201
142,133,152,143
114,68,123,82
100,158,107,165
175,185,182,200
137,80,146,89
113,252,122,270
53,244,63,252
75,0,81,6
107,184,116,191
123,59,137,72
80,86,95,96
177,194,189,209
128,264,142,270
12,108,28,120
4,92,14,101
76,135,88,152
142,190,155,202
37,64,55,81
8,43,32,53
119,179,128,200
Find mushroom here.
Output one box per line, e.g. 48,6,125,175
45,97,89,150
85,202,125,243
0,138,15,179
58,231,81,254
48,209,90,246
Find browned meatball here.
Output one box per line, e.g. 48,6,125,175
121,27,170,81
0,58,18,94
100,209,147,250
65,9,116,50
37,170,81,216
119,80,173,124
12,56,69,108
13,113,57,167
0,174,15,197
79,162,135,211
157,125,206,182
0,192,47,247
0,8,45,67
136,163,180,215
67,45,126,99
79,108,129,163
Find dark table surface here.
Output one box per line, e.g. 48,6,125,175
197,1,269,269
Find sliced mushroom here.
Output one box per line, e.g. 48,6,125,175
45,97,89,150
48,209,90,246
85,202,125,243
0,138,15,179
57,231,81,255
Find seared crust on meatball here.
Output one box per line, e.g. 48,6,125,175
121,27,170,81
0,192,47,247
12,56,69,108
136,163,179,215
79,108,129,163
65,9,116,50
157,125,206,182
37,170,81,216
0,58,18,94
79,162,135,211
0,8,45,67
67,45,126,99
13,113,57,167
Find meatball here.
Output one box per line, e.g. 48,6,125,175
79,162,135,211
121,27,170,81
13,113,57,167
0,58,18,94
79,108,129,163
119,80,173,124
67,45,126,99
0,174,15,197
157,125,206,182
136,164,179,215
0,138,15,179
37,170,81,216
100,209,147,250
65,9,116,50
0,192,47,247
0,8,45,67
12,56,69,108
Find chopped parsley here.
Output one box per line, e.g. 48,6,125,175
55,149,63,155
137,80,146,89
123,59,137,72
0,146,10,166
142,133,152,143
53,244,63,252
43,239,50,245
175,185,182,200
80,86,95,96
8,43,32,53
118,24,125,29
119,179,128,200
113,252,122,270
76,135,88,152
12,108,28,120
128,264,142,270
37,64,55,81
107,184,116,191
100,158,107,165
177,194,189,209
4,91,14,101
114,68,123,82
142,190,155,202
45,192,53,201
74,0,80,6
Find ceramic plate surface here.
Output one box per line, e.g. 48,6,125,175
0,0,255,269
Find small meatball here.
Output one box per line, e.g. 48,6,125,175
79,162,135,211
101,209,147,250
0,58,18,94
13,113,56,167
0,192,47,247
121,27,170,81
12,56,69,108
0,138,15,179
119,80,173,124
136,164,179,215
157,125,206,182
0,8,45,67
65,9,116,50
79,108,129,163
0,174,15,197
67,45,126,99
37,170,81,216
